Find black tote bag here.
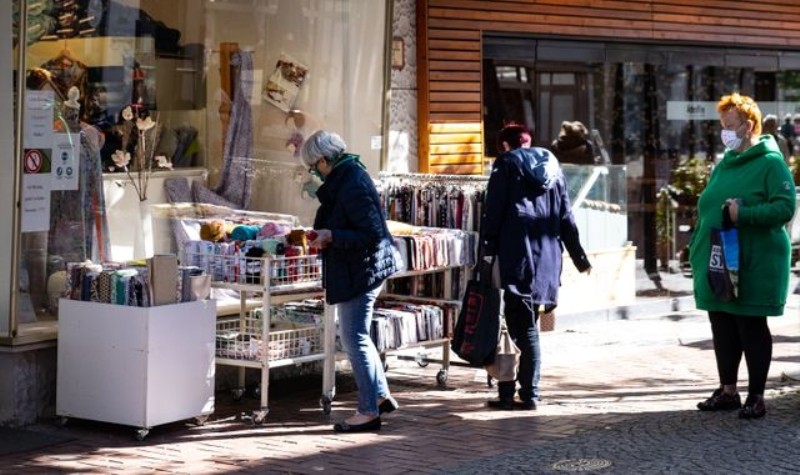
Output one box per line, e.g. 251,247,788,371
451,260,501,367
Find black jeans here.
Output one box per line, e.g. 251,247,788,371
708,311,772,395
498,292,540,403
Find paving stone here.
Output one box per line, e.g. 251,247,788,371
3,271,799,473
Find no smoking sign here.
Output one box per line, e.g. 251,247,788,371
23,148,51,174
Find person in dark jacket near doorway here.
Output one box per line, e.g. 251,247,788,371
481,123,592,410
302,130,401,432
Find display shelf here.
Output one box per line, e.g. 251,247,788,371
376,263,468,387
184,249,333,424
56,299,217,441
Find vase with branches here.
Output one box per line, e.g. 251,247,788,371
108,104,173,258
109,104,173,202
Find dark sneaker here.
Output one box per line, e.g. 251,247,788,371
514,400,537,410
697,387,742,411
486,399,514,410
738,394,766,419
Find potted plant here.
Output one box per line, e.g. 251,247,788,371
656,157,713,270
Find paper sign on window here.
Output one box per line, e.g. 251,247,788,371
262,53,309,112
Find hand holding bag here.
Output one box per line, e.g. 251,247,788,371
451,258,501,367
485,321,520,382
707,203,739,301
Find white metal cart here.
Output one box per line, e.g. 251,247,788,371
183,248,336,424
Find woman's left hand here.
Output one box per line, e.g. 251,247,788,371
310,229,333,248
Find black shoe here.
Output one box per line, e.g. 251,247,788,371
738,394,767,419
486,399,514,410
697,387,742,411
333,417,382,433
379,395,399,415
514,400,537,410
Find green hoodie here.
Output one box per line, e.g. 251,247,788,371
689,134,796,316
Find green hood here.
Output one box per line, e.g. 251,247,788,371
718,134,783,167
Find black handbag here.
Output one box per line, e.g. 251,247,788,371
451,259,501,367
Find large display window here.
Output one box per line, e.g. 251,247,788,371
5,0,390,343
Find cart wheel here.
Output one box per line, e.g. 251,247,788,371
194,415,209,426
415,352,430,368
231,388,245,402
320,395,333,415
487,375,495,388
251,409,269,425
135,428,149,441
436,369,448,387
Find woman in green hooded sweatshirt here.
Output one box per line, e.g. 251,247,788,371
690,93,796,419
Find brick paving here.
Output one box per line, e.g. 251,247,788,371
2,279,800,474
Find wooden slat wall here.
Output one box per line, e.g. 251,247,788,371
416,0,800,174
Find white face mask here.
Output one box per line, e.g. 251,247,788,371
721,129,742,150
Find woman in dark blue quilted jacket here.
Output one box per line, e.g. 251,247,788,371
301,130,401,433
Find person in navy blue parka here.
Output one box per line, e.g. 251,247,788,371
482,123,592,410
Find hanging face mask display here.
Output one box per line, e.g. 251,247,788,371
721,128,743,150
309,160,326,182
310,168,325,182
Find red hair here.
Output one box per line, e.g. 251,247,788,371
497,122,532,153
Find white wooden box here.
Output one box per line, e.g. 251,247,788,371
57,299,216,431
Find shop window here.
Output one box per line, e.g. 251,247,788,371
9,0,389,343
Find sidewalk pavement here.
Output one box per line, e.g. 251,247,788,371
2,265,799,474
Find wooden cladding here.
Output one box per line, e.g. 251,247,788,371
416,0,800,173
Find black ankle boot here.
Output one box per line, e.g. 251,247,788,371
486,399,514,410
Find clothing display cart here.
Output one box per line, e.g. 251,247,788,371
183,247,334,424
380,263,467,387
376,172,484,386
56,299,217,441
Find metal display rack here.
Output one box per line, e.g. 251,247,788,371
182,221,473,421
183,248,335,424
380,264,467,387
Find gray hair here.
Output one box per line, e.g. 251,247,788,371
763,114,779,132
301,130,347,167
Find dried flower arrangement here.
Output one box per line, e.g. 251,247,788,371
108,104,173,201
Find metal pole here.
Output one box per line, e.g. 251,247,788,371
8,0,27,338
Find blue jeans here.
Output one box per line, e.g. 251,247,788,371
498,292,540,403
337,285,388,416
